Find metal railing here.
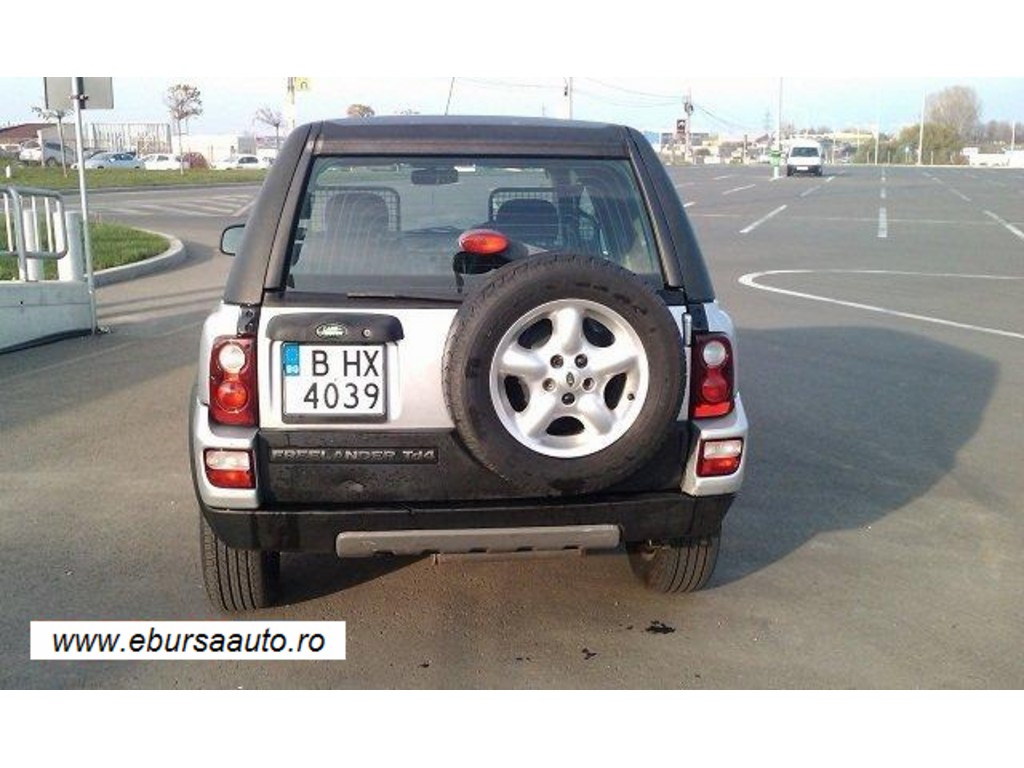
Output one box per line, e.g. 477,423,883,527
1,186,70,281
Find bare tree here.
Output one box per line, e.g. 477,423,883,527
254,106,285,149
164,83,203,173
927,86,982,143
346,104,375,118
31,105,70,174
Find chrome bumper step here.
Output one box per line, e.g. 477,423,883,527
335,525,621,558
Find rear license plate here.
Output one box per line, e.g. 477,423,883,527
282,343,386,418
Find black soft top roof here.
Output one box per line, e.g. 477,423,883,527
313,115,637,157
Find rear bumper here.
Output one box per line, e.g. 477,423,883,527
199,491,735,554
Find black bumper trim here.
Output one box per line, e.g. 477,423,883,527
201,492,734,553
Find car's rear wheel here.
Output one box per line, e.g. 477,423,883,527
627,534,720,593
444,253,685,496
200,513,279,611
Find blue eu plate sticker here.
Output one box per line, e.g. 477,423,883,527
283,343,300,376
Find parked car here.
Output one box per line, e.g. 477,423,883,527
1,143,22,158
191,116,748,611
141,153,189,171
212,154,263,170
18,140,42,163
82,151,144,170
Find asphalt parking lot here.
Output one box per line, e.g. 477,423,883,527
2,164,1022,691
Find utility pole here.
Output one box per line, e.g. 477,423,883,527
445,77,455,115
917,92,926,166
564,78,574,119
683,90,694,163
285,77,296,134
773,78,783,180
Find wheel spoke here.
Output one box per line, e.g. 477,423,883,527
514,392,560,438
588,341,640,378
576,394,616,435
550,305,584,352
497,345,547,379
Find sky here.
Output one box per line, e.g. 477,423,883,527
2,2,1020,139
3,76,1020,140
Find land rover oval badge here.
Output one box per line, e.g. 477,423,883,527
315,322,348,339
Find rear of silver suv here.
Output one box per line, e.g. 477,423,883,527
190,117,747,611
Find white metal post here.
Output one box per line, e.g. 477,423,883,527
22,208,43,281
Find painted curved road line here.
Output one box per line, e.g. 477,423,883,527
739,269,1024,341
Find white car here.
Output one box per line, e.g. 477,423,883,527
786,140,824,177
141,153,189,171
18,140,42,163
213,154,263,170
83,151,144,170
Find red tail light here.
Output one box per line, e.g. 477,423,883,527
459,228,509,255
209,336,258,426
691,333,734,419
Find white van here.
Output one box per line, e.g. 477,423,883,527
786,140,824,177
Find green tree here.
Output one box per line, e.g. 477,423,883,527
164,83,203,174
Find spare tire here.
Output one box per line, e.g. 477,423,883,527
443,253,685,496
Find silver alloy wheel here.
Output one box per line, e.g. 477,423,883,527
488,298,649,458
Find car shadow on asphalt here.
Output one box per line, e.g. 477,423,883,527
711,324,998,587
277,553,420,603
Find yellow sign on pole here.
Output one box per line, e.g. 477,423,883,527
292,78,311,92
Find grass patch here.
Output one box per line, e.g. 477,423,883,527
0,220,169,280
0,163,265,190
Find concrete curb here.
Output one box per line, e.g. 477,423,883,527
93,230,187,287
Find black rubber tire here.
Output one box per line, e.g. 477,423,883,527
200,512,279,612
628,534,720,594
443,252,685,496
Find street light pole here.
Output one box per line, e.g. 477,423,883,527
71,77,98,336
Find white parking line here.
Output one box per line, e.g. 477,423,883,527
231,199,257,217
723,184,755,196
949,188,972,203
683,201,696,208
878,207,888,238
984,210,1024,242
740,205,787,235
739,269,1024,340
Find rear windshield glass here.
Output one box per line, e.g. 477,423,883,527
790,146,820,158
284,156,661,297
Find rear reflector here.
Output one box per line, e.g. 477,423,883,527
204,449,255,489
697,438,743,477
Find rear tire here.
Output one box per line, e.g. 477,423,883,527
200,513,279,611
628,534,720,594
